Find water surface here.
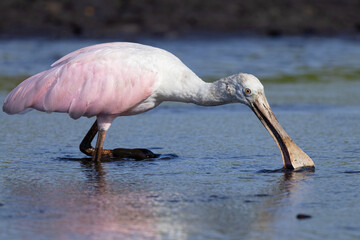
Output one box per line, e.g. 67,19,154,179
0,37,359,240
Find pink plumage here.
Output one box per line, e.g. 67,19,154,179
2,42,211,161
3,42,204,161
3,43,161,121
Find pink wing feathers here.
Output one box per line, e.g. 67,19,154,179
3,43,158,119
51,43,122,67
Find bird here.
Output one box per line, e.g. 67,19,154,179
2,42,314,170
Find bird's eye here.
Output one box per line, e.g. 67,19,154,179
245,88,252,95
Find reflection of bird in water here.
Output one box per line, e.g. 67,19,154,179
57,161,159,239
246,170,314,237
2,159,160,239
3,42,314,169
80,160,107,189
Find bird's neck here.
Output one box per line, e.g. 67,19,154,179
156,74,235,106
171,75,236,106
191,80,233,106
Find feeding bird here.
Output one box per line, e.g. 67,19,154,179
2,42,314,169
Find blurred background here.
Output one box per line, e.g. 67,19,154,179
1,0,360,38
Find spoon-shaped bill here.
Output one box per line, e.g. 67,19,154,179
250,93,315,170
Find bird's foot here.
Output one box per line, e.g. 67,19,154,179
112,148,158,160
80,120,158,161
80,146,157,161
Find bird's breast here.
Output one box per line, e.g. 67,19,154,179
119,94,161,116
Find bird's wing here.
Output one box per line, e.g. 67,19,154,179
51,42,148,67
51,43,120,67
3,48,158,119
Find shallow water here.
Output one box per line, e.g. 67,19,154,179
1,37,360,240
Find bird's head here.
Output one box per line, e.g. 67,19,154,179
224,73,315,170
222,73,264,105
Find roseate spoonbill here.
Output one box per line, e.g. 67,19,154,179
2,42,314,169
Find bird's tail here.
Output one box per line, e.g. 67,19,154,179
2,70,54,114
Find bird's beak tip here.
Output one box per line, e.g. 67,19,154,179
251,94,315,170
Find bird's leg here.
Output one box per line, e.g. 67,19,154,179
79,120,98,156
93,129,107,162
79,120,114,159
79,120,157,161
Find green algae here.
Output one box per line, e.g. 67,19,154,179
261,68,360,83
203,67,360,84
